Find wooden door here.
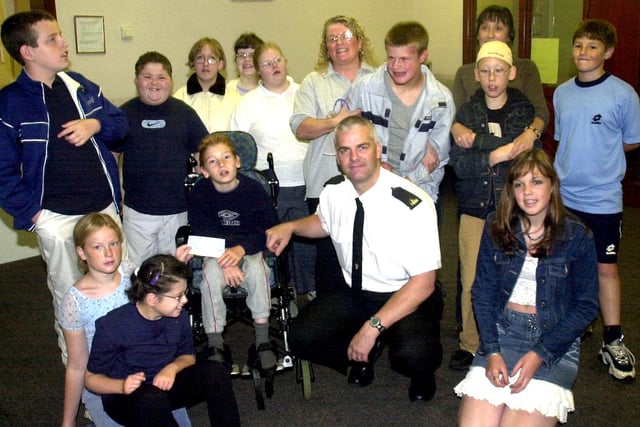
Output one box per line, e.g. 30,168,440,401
584,0,640,207
0,1,17,88
584,0,640,92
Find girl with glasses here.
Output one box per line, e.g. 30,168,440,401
85,254,240,426
59,213,193,426
174,37,229,132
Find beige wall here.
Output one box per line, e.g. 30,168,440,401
54,0,462,104
0,0,462,264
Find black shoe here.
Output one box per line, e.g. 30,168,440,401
247,341,278,373
348,362,374,387
409,374,436,402
448,350,474,371
256,340,278,372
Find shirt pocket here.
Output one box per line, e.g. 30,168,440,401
547,260,569,296
20,121,48,144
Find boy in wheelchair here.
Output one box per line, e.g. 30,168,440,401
187,133,280,375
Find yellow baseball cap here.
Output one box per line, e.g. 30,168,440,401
476,41,513,67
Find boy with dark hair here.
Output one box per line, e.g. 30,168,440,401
114,51,208,268
349,21,454,208
449,41,537,370
554,18,640,381
0,10,127,361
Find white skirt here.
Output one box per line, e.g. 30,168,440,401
454,366,575,423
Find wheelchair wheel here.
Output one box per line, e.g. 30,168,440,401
300,359,312,400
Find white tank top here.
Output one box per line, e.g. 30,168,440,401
508,256,538,306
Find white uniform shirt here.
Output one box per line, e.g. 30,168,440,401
317,168,441,293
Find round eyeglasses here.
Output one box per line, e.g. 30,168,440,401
195,56,218,65
236,52,254,60
326,30,354,45
259,56,285,69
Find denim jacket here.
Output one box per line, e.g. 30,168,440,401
472,213,599,366
450,88,536,218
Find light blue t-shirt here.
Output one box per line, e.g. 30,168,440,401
58,270,131,349
553,73,640,213
57,263,192,427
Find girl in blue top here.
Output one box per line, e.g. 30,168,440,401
58,213,192,426
85,254,240,427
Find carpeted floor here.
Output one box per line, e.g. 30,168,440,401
0,177,638,426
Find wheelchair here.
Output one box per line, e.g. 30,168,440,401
176,130,305,409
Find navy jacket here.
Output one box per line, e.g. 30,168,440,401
473,213,599,366
0,70,127,230
450,88,536,218
188,174,279,255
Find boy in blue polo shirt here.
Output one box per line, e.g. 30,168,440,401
553,19,640,381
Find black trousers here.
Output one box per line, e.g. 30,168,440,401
290,286,444,379
102,361,240,427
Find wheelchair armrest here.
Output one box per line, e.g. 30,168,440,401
175,224,192,247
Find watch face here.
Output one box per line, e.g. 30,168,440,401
370,316,381,327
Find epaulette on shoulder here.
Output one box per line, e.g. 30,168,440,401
391,186,422,209
323,174,346,187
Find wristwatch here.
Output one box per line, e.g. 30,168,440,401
369,316,386,333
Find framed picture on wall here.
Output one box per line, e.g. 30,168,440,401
74,15,106,54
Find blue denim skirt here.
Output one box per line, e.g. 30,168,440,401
471,307,580,389
455,307,578,421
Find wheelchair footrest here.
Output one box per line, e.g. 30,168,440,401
240,358,288,378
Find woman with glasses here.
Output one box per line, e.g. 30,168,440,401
174,37,228,132
230,42,315,297
289,15,377,297
225,33,264,105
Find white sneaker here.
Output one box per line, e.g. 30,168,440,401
600,335,636,380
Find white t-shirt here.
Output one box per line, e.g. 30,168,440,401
230,76,308,187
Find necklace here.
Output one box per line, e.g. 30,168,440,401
526,226,545,242
526,232,544,242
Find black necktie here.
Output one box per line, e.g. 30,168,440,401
352,198,364,293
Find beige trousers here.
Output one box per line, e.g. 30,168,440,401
458,214,486,353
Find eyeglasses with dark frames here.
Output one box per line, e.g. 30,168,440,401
158,290,188,302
